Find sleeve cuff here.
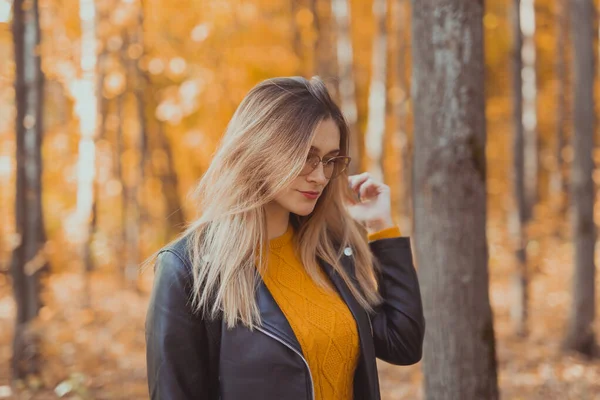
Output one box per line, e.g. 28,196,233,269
367,226,402,242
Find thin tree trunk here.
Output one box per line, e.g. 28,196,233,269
137,0,185,238
75,0,98,298
365,0,387,182
83,36,110,307
392,0,412,235
115,91,127,281
311,0,339,99
550,0,568,221
156,126,186,236
521,0,539,221
511,0,529,337
290,0,308,76
119,31,140,288
137,74,186,239
11,0,46,379
412,1,499,398
86,12,109,276
332,0,361,175
563,0,597,357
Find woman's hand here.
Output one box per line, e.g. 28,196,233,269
345,172,395,234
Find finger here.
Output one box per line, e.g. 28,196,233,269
358,178,378,200
359,179,387,201
348,172,370,191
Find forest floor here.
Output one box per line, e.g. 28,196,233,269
1,204,600,399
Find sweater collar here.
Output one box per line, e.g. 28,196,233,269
268,223,294,250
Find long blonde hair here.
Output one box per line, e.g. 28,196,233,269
149,76,382,329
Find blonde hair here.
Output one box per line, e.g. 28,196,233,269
146,76,382,329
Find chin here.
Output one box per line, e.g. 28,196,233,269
289,204,316,217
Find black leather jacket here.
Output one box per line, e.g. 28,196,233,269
145,234,425,400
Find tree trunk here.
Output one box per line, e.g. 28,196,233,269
364,0,387,182
332,0,361,175
153,122,186,238
521,0,538,221
290,0,309,77
74,0,98,280
563,0,597,357
137,0,185,239
11,0,46,379
411,1,499,398
115,90,128,281
551,0,569,221
510,0,529,337
119,32,141,288
311,0,339,100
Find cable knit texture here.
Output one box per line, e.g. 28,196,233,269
259,223,401,400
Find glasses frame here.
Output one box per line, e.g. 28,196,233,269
299,154,352,179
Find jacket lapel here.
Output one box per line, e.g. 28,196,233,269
319,253,380,400
255,278,303,354
253,248,380,399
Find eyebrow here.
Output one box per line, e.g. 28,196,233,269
310,146,340,155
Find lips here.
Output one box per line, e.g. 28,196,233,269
298,190,321,200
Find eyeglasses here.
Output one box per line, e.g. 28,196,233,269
299,154,351,179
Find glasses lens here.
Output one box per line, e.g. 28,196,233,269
300,154,320,176
328,157,351,179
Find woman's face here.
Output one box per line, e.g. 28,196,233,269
269,118,341,217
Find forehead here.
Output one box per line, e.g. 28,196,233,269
310,119,340,153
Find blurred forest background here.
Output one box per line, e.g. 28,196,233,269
1,0,600,398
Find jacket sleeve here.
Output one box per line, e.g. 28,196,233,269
369,235,426,365
145,250,213,399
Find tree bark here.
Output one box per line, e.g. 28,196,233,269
563,0,597,357
365,0,387,182
11,0,46,379
411,1,499,398
332,0,361,175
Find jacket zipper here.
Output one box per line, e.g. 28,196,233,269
255,326,315,400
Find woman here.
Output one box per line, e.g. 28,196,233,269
145,76,425,400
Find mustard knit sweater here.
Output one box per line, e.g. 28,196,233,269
259,224,401,400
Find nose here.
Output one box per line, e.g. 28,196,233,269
306,161,328,184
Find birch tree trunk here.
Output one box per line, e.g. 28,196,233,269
521,0,538,220
511,0,529,337
73,0,98,282
11,0,46,379
364,0,387,182
563,0,597,357
412,1,499,398
332,0,361,175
